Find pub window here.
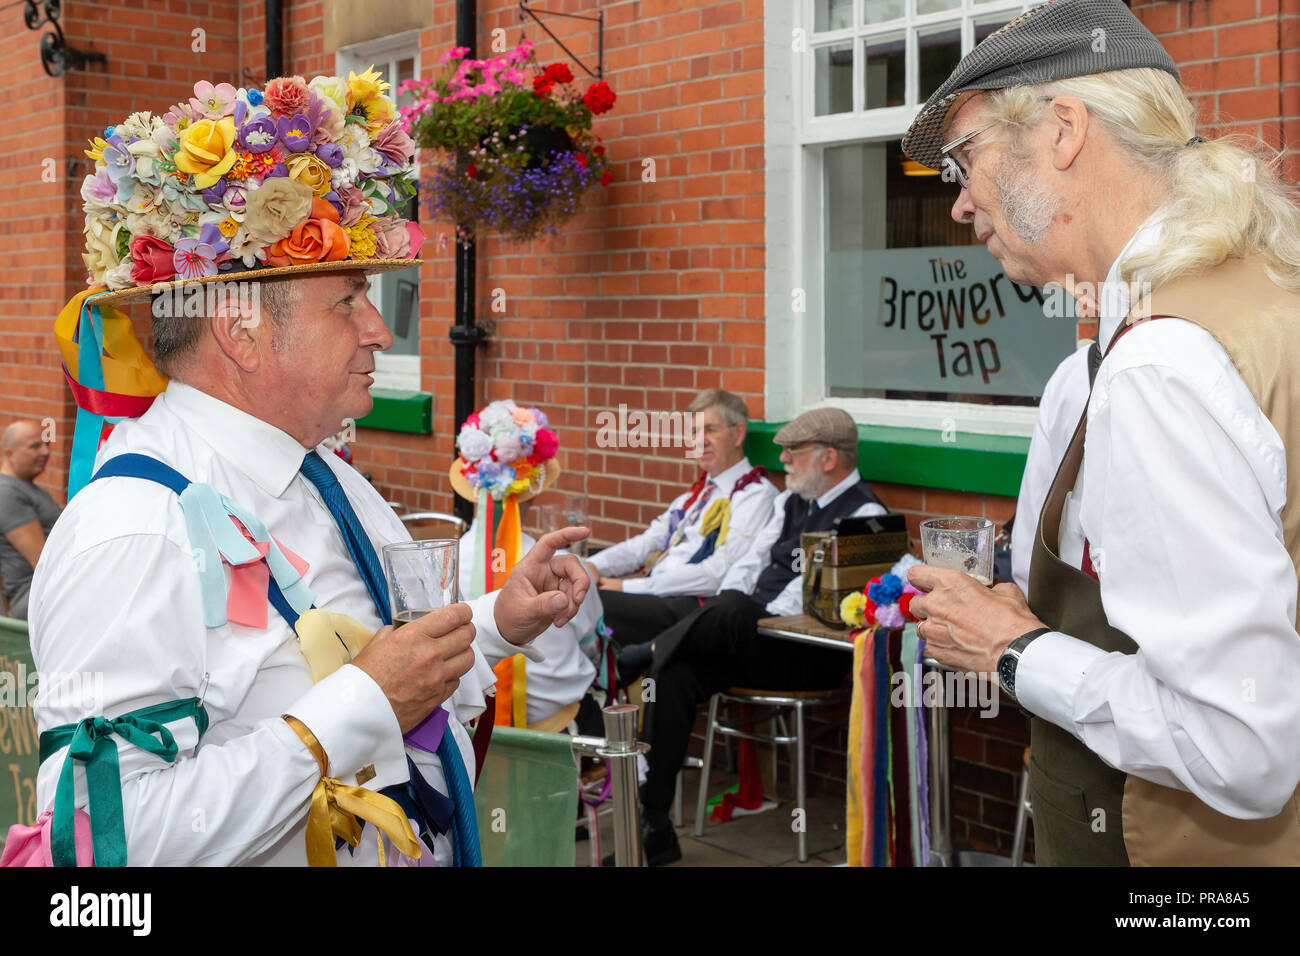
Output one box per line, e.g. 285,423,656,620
797,0,1077,425
336,35,422,392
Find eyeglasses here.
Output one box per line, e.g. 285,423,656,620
939,120,997,191
782,442,828,457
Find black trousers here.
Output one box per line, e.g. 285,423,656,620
598,589,702,648
639,589,850,813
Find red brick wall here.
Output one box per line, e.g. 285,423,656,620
3,0,1296,863
1133,0,1296,176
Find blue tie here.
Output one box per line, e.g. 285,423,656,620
299,450,482,866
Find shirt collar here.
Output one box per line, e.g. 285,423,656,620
160,381,312,497
708,457,754,494
1098,210,1166,353
815,470,862,510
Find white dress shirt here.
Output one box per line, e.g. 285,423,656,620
1011,343,1092,593
1015,215,1300,819
733,471,888,617
459,523,598,725
589,457,777,597
28,381,536,866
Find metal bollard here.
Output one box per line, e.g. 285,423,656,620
570,703,649,867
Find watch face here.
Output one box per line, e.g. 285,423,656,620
998,654,1016,695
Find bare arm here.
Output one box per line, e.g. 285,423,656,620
4,520,45,568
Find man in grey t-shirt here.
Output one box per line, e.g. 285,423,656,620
0,420,61,619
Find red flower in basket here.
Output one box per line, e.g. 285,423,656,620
583,80,617,115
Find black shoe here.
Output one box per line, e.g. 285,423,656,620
617,642,655,680
601,816,681,867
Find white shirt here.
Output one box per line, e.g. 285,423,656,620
28,382,536,866
1011,344,1093,593
459,523,598,725
734,471,888,616
1015,215,1300,819
589,457,777,597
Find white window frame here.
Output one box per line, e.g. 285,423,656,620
337,31,423,393
766,0,1040,438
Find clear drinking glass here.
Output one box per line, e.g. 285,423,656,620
539,495,589,558
382,539,459,628
920,517,994,586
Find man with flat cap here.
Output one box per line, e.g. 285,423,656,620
902,0,1300,865
626,407,885,864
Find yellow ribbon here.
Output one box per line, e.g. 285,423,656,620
56,288,169,397
294,610,376,682
284,715,423,867
697,497,731,548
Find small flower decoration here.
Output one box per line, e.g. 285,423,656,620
456,399,558,501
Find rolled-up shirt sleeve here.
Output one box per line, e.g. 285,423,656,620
589,501,676,578
623,484,777,597
1015,348,1300,819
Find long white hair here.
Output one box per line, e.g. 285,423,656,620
982,67,1300,291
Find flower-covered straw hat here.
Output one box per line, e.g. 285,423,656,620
448,400,561,504
79,69,426,307
58,70,426,497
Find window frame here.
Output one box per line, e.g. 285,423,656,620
767,0,1041,439
335,30,423,394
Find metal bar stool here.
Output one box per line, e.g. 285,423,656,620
693,686,849,862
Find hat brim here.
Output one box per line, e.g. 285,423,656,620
89,258,424,309
449,457,562,504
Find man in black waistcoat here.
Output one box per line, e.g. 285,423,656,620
624,407,886,865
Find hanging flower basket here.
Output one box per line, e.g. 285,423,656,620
399,41,616,245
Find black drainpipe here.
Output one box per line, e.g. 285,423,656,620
265,0,283,78
449,0,486,524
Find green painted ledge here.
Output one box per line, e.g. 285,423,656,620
746,420,1028,498
357,389,432,435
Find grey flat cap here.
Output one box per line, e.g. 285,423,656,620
901,0,1179,171
774,407,859,451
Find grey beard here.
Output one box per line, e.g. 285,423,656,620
994,159,1061,245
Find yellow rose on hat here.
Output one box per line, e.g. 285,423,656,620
82,218,123,280
174,116,238,189
286,152,333,197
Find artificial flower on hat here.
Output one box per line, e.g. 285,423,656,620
76,70,428,306
451,400,559,502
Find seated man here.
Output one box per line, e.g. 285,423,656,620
629,407,887,865
0,420,62,620
589,388,777,652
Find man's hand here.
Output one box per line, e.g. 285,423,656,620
598,576,623,591
352,604,476,733
494,526,593,645
906,565,1046,675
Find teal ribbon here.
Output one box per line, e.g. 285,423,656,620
39,697,209,867
68,296,109,500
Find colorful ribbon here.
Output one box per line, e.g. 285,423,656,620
39,697,208,868
283,715,422,867
56,289,168,498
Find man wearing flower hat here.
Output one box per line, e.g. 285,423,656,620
901,0,1300,865
14,73,590,868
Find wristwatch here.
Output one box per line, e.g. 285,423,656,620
997,627,1052,700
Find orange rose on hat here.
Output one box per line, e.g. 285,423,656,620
266,197,351,265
